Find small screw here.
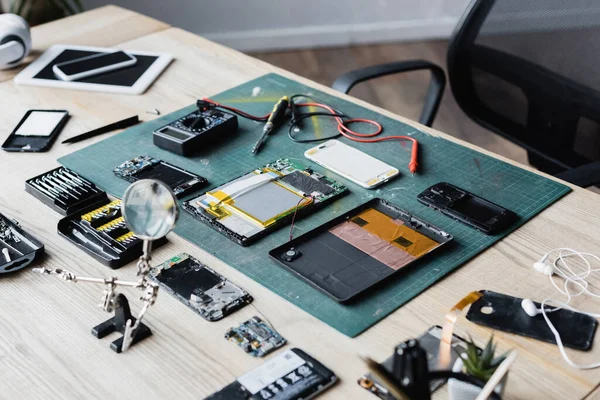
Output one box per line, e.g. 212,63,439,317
2,248,11,263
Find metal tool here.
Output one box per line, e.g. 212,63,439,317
62,115,140,144
28,180,68,205
2,248,10,262
251,95,289,154
60,168,94,189
44,175,81,198
35,179,179,353
36,178,63,198
52,171,87,193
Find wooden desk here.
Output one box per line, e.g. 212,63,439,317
1,6,600,400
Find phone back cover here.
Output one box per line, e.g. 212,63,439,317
466,290,597,351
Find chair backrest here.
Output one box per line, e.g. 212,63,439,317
447,0,600,174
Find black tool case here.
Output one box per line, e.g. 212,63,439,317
26,166,108,216
57,199,166,269
26,166,166,269
0,213,44,273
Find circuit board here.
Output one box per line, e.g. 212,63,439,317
225,316,287,357
183,158,348,246
152,253,252,321
113,155,207,198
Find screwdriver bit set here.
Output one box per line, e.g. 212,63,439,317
57,198,165,269
27,166,165,268
26,167,108,215
0,212,44,273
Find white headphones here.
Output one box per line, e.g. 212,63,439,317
0,14,31,70
521,248,600,369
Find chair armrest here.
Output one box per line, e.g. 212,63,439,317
332,60,446,127
555,161,600,188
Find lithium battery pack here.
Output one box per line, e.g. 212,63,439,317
206,348,338,400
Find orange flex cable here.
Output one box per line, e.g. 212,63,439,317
438,291,483,369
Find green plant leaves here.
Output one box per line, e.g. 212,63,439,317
459,334,509,382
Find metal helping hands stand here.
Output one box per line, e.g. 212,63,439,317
35,179,179,353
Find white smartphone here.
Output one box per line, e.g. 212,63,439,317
304,139,400,189
52,51,137,81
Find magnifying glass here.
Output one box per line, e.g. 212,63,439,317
121,179,178,274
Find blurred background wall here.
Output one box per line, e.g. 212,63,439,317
79,0,471,51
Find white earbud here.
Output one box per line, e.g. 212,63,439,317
533,253,555,276
0,14,31,70
521,299,541,317
533,261,555,275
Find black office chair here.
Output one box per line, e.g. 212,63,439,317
333,0,600,188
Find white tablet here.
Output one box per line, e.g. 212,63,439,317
14,44,173,95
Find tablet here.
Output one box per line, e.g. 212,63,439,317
269,198,453,302
14,44,172,95
183,158,347,246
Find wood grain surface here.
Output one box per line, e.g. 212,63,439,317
1,7,600,400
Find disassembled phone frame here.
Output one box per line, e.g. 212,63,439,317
152,253,252,322
114,155,207,198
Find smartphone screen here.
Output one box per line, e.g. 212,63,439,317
14,110,68,137
57,51,134,76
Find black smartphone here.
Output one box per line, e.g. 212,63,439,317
417,182,516,234
205,348,338,400
2,109,69,152
52,51,137,81
466,290,597,351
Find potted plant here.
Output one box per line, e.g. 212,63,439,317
448,335,508,400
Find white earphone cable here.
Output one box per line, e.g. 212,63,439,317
536,248,600,369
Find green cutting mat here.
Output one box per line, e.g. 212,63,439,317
59,73,570,337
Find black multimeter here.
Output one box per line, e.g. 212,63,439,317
153,107,238,156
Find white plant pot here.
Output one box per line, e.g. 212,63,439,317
448,357,507,400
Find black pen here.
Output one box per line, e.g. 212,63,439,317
62,115,140,144
252,96,289,154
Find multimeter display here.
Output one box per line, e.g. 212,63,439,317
157,127,191,141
